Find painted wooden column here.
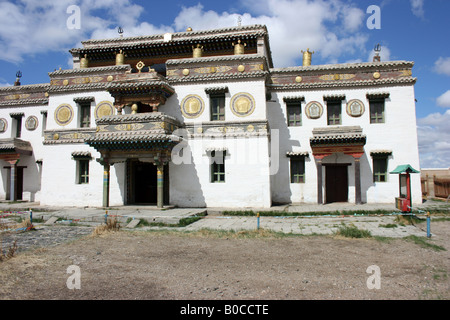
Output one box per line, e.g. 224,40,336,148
157,164,164,209
315,157,323,204
8,160,18,201
354,157,362,204
102,160,110,208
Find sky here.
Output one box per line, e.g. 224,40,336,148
0,0,449,169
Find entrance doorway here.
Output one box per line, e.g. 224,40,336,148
325,165,349,203
127,160,169,205
4,166,24,201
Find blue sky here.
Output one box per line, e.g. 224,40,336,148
0,0,449,168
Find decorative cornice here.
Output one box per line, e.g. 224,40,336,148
166,54,267,66
0,83,49,93
0,98,48,107
310,126,366,146
78,24,268,48
268,77,417,91
271,61,414,74
168,70,269,84
48,65,131,77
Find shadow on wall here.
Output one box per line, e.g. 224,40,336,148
267,95,301,204
170,138,206,207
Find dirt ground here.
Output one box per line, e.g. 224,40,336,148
0,221,449,301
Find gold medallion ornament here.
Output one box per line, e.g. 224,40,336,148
107,75,114,82
55,104,74,126
181,94,205,119
237,65,245,72
373,72,381,79
295,76,303,83
305,101,323,119
346,99,365,117
230,92,255,117
94,101,115,119
182,69,190,76
63,79,69,86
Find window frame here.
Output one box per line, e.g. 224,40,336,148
210,94,225,121
369,98,385,124
78,102,91,128
290,157,306,184
327,100,342,125
210,150,226,183
76,159,90,184
372,156,388,183
286,102,302,127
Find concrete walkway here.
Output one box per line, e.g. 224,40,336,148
0,200,447,238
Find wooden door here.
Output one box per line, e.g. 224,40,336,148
325,165,348,203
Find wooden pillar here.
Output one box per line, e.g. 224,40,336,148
102,160,110,208
157,164,164,209
354,157,362,204
9,160,18,201
316,158,323,204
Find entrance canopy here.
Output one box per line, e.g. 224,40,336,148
390,164,420,174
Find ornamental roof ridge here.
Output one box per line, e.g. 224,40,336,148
166,54,267,65
95,112,179,125
0,98,48,107
167,70,269,84
48,65,131,77
267,77,417,91
270,60,414,73
79,24,268,48
0,83,50,92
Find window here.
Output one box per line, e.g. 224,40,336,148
373,157,388,182
41,111,47,136
369,99,385,124
77,159,90,184
327,101,341,125
210,151,225,183
210,94,225,121
290,157,305,183
79,102,91,128
10,113,24,138
287,103,302,127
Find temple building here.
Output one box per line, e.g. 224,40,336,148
0,24,421,208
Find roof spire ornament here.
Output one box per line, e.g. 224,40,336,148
373,44,381,62
118,26,123,38
237,16,242,27
14,70,22,86
301,49,314,66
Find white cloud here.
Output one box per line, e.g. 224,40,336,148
0,0,371,68
417,110,450,168
436,90,450,108
174,1,369,67
410,0,425,18
433,57,450,76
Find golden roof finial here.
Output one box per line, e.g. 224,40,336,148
301,48,315,66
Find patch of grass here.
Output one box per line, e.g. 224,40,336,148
394,215,425,225
91,217,121,236
222,209,405,217
0,239,18,262
404,235,446,252
334,224,372,238
129,216,204,228
379,223,398,228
